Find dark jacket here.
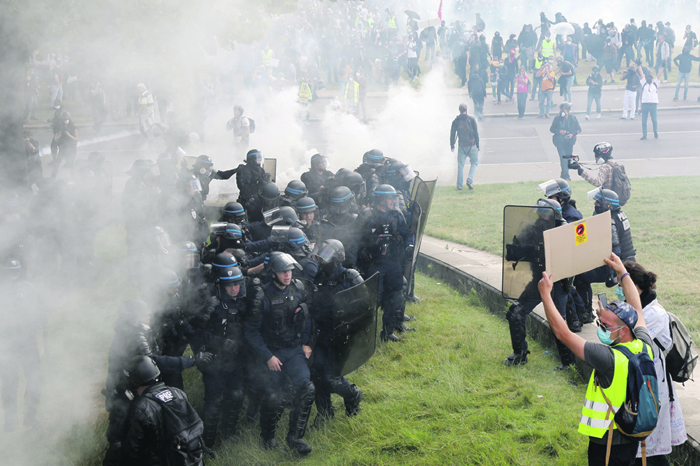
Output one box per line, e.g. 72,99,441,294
468,73,487,99
450,113,479,149
586,72,603,96
123,383,190,466
673,52,700,73
550,114,581,145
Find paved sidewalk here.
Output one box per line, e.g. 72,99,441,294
418,234,700,459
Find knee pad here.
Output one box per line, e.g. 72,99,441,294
227,388,244,405
506,303,524,322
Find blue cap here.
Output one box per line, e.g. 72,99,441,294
607,301,638,337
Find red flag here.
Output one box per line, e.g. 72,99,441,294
438,0,443,20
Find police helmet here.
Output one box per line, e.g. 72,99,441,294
587,187,620,211
372,184,399,206
194,155,214,175
386,160,416,183
246,149,264,166
593,142,613,161
222,201,247,224
223,223,244,247
535,198,563,222
295,196,317,215
127,159,151,176
363,149,386,167
284,180,308,201
178,173,202,193
260,182,280,201
286,227,308,250
270,225,291,244
212,252,238,269
218,265,245,287
126,356,161,388
310,153,329,171
154,268,181,288
149,226,172,252
178,241,201,269
118,299,151,324
554,179,572,202
311,239,346,265
343,172,366,198
267,252,302,274
536,179,562,198
279,206,299,226
209,222,227,239
335,167,352,181
329,186,356,215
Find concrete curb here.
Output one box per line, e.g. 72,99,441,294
415,250,700,465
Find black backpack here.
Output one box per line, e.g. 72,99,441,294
609,161,631,206
145,387,204,466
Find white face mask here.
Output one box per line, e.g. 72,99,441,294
596,157,605,165
64,119,70,125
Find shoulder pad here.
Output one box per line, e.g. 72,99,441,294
344,268,364,287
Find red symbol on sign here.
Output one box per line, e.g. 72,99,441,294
576,224,585,235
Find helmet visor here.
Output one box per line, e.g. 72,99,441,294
311,242,338,264
537,180,561,198
263,207,282,226
184,250,200,269
400,165,416,182
270,225,290,243
587,188,602,203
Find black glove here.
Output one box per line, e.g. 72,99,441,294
405,244,415,257
577,167,584,176
192,351,214,369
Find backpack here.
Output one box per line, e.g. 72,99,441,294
145,388,204,466
456,116,476,146
655,311,698,384
247,117,256,133
609,161,631,206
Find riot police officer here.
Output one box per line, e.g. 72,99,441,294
192,155,237,201
355,149,385,195
295,196,320,243
504,199,575,370
309,240,364,425
357,185,414,342
192,266,255,447
246,181,280,224
279,180,308,207
244,253,315,455
236,149,269,208
319,186,360,268
173,173,209,245
301,153,333,202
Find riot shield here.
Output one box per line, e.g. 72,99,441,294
403,177,437,294
264,158,277,183
332,272,380,377
183,155,198,170
502,205,555,301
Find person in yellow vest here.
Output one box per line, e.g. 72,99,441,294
538,253,653,466
298,75,313,125
344,75,359,115
538,31,557,59
386,10,398,37
261,44,274,68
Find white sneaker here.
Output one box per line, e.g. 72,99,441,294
596,114,601,119
585,115,590,120
663,79,668,83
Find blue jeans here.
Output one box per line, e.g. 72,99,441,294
560,78,573,103
641,103,658,138
587,92,601,115
539,90,553,115
675,72,690,99
655,59,668,80
457,145,479,187
555,141,575,180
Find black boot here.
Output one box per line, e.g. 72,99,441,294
395,322,416,334
286,382,315,456
259,394,284,450
344,385,363,417
311,386,334,429
504,350,530,366
201,395,223,448
380,331,402,342
219,389,244,443
578,307,595,324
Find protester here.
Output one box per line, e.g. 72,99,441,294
640,69,662,140
450,103,480,190
620,64,642,120
516,67,530,118
585,65,603,119
537,61,556,118
673,47,700,100
549,102,581,180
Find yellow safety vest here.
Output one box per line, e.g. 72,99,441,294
578,339,651,438
298,82,312,104
535,56,544,69
368,17,375,29
388,17,397,30
261,49,273,66
541,39,555,58
344,81,359,103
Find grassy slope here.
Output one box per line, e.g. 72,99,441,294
425,176,700,341
68,273,589,465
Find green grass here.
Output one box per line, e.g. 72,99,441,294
62,272,591,465
425,176,700,341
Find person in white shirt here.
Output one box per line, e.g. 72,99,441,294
640,68,663,140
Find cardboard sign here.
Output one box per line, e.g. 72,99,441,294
543,211,611,280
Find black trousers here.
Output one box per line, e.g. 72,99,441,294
588,439,638,466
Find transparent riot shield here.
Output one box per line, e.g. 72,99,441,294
264,158,277,183
403,177,437,294
502,205,555,301
332,272,380,377
183,155,198,170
